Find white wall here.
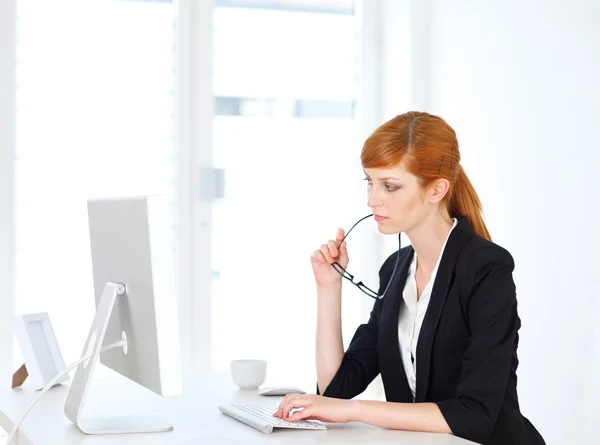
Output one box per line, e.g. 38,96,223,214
421,1,599,443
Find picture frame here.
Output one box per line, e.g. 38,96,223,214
12,312,68,390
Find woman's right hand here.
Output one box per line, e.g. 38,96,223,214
311,228,349,287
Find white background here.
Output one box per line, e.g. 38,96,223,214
2,1,600,444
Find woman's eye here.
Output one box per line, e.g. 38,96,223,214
363,178,397,191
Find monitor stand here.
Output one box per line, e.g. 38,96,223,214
64,282,173,435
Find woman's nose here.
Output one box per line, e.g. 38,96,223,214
367,186,382,208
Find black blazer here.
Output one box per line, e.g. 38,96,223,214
319,216,545,445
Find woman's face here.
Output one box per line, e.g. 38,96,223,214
364,163,431,234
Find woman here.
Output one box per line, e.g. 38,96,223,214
274,112,545,445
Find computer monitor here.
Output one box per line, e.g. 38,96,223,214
64,194,183,435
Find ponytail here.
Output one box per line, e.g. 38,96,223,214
449,165,492,241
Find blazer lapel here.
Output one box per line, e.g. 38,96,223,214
414,216,475,402
379,246,414,402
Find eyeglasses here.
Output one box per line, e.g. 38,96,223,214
331,214,401,300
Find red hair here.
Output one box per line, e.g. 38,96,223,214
361,111,491,241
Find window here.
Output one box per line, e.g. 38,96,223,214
210,0,368,390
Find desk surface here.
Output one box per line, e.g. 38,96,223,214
0,372,476,445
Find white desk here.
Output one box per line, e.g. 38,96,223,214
0,372,476,445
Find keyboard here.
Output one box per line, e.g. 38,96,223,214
218,403,328,434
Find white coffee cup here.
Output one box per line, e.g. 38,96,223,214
230,359,267,390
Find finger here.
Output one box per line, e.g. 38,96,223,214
281,395,309,419
282,395,305,419
340,241,347,255
288,407,313,422
336,227,345,243
277,395,294,419
311,250,326,264
301,416,321,421
274,407,287,418
327,240,338,258
319,244,334,264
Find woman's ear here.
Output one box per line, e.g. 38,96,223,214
430,178,450,203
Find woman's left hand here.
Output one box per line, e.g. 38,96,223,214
273,394,356,423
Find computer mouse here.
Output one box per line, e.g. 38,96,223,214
258,386,307,396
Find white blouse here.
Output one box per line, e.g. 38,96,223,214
398,218,458,401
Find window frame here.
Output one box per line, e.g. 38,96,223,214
0,0,17,379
